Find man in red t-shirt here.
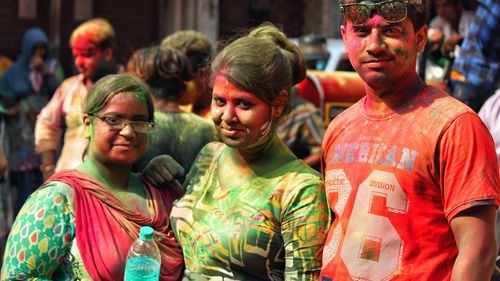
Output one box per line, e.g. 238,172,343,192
321,0,500,280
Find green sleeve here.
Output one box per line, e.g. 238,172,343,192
1,182,75,280
281,174,331,280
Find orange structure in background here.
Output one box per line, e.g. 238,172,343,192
0,55,12,76
296,70,366,124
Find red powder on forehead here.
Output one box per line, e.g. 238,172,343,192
72,35,98,50
215,74,229,84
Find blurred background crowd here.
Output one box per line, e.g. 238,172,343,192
0,0,499,270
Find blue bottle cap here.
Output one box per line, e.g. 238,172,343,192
139,226,154,240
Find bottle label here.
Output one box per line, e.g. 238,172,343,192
124,256,160,281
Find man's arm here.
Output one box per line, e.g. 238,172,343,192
303,153,321,168
450,205,497,281
34,80,68,178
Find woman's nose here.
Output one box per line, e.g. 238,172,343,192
119,122,136,136
221,105,237,123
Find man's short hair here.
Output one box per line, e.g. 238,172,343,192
70,18,116,50
340,0,429,31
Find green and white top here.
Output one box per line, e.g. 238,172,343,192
171,142,331,280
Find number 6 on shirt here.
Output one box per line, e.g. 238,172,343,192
324,169,409,280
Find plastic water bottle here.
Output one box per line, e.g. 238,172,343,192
124,226,161,281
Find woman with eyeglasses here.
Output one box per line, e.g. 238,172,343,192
1,74,184,280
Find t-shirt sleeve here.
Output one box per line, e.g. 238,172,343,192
281,173,331,280
439,112,500,220
1,182,75,280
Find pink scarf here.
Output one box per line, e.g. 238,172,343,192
47,170,184,280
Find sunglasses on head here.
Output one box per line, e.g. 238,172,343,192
340,0,422,26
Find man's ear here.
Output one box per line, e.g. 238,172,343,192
83,114,92,138
416,24,429,53
103,47,113,61
272,90,288,118
340,24,346,41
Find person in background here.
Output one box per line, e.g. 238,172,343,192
428,0,474,58
299,34,330,71
0,107,12,267
276,86,325,170
278,34,329,170
2,74,183,280
168,23,330,280
0,55,12,76
479,88,500,164
128,46,217,174
0,27,64,214
449,0,500,112
161,30,213,119
478,89,500,268
320,0,499,280
35,18,123,180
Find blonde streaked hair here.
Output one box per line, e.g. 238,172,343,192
70,18,116,49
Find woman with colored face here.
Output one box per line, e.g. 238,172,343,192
169,23,330,280
2,74,184,280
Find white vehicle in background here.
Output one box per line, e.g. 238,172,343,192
291,36,365,124
290,37,347,72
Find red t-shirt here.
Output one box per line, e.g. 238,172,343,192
321,86,500,280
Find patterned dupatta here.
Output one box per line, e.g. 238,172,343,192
47,170,184,281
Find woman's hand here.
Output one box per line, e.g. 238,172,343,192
142,154,185,186
182,269,209,281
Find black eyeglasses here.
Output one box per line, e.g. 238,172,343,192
89,113,154,134
340,0,422,26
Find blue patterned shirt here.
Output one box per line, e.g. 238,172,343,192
452,0,500,91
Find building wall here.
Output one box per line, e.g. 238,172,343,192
93,0,159,68
303,0,341,38
218,0,341,40
0,0,51,61
218,0,305,39
0,0,341,77
159,0,219,45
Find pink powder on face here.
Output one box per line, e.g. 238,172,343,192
72,36,98,51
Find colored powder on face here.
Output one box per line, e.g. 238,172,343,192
124,90,148,103
72,35,98,50
395,48,411,60
249,110,275,150
401,27,409,40
125,91,151,119
260,119,272,137
215,74,230,85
